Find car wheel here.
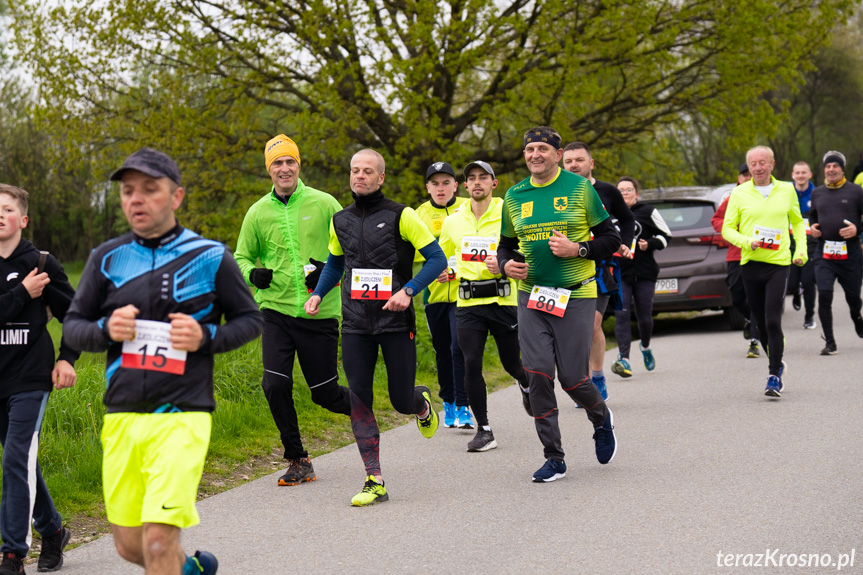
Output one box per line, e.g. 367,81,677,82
723,307,746,330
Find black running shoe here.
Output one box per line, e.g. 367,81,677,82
792,292,801,311
278,457,316,486
467,428,497,452
38,525,70,572
853,314,863,338
820,337,838,356
0,553,24,575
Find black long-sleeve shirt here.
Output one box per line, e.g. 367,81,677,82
809,181,863,260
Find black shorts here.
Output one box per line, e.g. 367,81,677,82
455,304,518,334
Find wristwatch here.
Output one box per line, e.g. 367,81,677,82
578,244,589,258
404,286,416,297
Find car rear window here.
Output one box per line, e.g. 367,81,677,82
649,201,714,232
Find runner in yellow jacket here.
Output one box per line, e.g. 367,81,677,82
721,145,806,399
438,161,530,452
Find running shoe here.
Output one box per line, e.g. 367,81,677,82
456,405,474,429
742,319,751,341
467,428,497,452
592,375,608,401
278,457,316,486
0,553,24,575
593,408,617,464
415,386,439,438
532,458,566,483
820,338,838,355
853,314,863,338
792,292,801,311
183,551,219,575
641,347,656,371
610,356,632,378
351,475,388,506
764,375,782,398
520,385,533,417
443,402,457,428
803,317,816,330
37,525,70,572
746,341,760,358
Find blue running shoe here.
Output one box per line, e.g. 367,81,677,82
641,347,655,371
456,405,474,429
532,458,566,483
593,375,608,401
443,402,457,428
610,356,632,378
183,551,218,575
593,408,617,464
765,375,781,397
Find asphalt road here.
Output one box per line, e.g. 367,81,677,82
59,299,863,574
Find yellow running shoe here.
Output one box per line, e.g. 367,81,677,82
415,385,439,438
351,475,388,506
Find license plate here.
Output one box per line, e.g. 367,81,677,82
655,278,678,294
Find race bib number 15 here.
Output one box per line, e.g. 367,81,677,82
527,286,571,317
350,268,393,300
121,320,187,375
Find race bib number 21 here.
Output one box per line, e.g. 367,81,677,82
121,320,187,375
350,268,393,300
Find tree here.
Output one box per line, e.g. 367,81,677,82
9,0,854,240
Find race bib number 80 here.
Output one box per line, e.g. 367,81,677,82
526,286,571,317
350,268,393,300
121,320,187,375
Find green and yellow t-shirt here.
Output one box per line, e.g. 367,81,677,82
501,168,608,297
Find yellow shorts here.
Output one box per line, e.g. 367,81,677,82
101,412,212,529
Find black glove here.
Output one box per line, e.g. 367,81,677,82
304,258,326,290
249,268,273,289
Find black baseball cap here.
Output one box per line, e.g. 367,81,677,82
463,160,496,179
111,147,182,186
425,161,456,182
739,162,750,175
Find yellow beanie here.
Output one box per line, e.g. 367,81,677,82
265,135,301,171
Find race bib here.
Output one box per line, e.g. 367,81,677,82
753,225,781,250
526,286,571,317
461,236,496,262
446,255,457,282
823,240,848,260
803,218,811,235
303,264,317,277
350,268,392,300
121,320,187,375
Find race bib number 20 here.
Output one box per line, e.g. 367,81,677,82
121,320,187,375
461,236,496,262
527,286,571,317
350,268,393,300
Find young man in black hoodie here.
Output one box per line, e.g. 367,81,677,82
0,184,78,574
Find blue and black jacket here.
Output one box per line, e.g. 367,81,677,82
64,223,262,413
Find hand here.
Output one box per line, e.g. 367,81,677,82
638,239,648,251
21,268,50,299
304,295,322,316
382,289,412,312
618,244,633,259
168,313,204,352
504,260,529,280
750,239,761,250
548,230,579,258
810,223,821,238
249,268,273,289
793,258,804,266
304,259,325,290
52,360,76,390
485,254,500,275
839,221,858,239
436,269,450,283
107,304,140,342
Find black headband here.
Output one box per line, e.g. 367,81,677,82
524,130,561,150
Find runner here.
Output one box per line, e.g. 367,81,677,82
414,162,470,429
562,142,635,393
712,163,762,357
64,148,262,574
437,160,529,452
788,161,817,329
498,126,619,482
721,146,806,398
809,150,863,355
234,135,351,487
613,177,671,374
0,184,78,575
304,149,447,506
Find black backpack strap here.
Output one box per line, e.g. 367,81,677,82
37,251,49,274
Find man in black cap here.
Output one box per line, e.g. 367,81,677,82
64,147,262,574
414,162,471,428
809,150,863,354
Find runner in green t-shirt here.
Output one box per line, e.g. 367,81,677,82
497,126,620,483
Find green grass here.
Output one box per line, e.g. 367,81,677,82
22,262,520,542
